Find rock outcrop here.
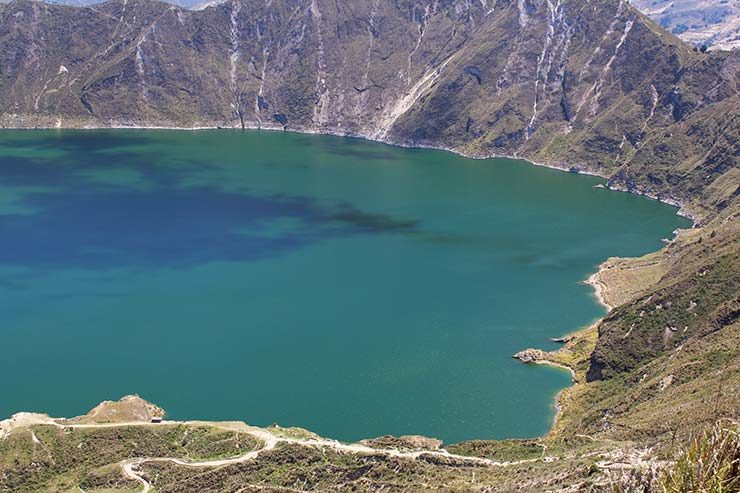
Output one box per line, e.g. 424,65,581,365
512,348,549,364
65,395,165,424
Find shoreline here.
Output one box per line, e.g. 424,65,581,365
530,359,577,382
585,268,614,312
0,121,697,223
545,269,614,432
0,120,686,444
514,262,616,435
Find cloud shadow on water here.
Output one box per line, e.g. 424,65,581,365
0,133,419,271
0,131,158,154
0,151,219,191
0,186,418,270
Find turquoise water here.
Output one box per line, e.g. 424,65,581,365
0,130,690,443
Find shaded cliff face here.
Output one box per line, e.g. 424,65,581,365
0,0,738,219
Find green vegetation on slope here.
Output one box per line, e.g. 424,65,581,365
0,424,263,492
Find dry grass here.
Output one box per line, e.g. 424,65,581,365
603,422,740,493
663,422,740,493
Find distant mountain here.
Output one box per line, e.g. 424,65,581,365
633,0,740,51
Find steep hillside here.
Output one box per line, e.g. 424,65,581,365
558,207,739,443
0,0,738,220
3,0,738,48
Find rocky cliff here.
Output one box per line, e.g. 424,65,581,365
1,0,738,220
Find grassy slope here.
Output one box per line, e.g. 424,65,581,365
580,208,739,442
0,418,631,492
0,424,263,492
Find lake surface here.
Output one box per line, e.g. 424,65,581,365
0,130,690,443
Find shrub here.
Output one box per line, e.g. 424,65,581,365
601,422,740,492
662,422,740,493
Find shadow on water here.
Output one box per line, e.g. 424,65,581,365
0,131,157,153
0,133,421,271
0,129,403,163
0,186,418,270
0,153,203,188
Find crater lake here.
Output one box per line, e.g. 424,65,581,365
0,130,691,443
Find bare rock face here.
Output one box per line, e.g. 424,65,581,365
64,395,165,424
0,0,738,219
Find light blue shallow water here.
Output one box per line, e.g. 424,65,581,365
0,130,690,443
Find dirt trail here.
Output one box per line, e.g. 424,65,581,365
114,422,537,492
1,414,540,492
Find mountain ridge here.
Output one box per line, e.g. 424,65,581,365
1,0,738,221
2,0,739,50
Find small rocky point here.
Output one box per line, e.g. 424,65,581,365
65,395,165,424
513,349,548,364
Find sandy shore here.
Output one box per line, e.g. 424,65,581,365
585,268,614,312
531,359,577,381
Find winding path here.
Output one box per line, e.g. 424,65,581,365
2,413,544,492
113,423,538,492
